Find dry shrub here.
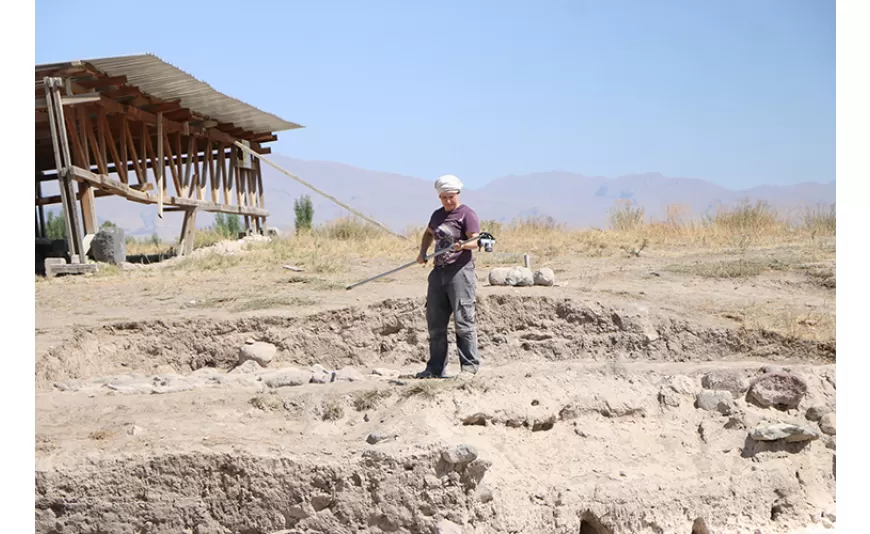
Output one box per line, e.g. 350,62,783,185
609,200,646,232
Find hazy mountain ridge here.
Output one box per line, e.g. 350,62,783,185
76,154,835,238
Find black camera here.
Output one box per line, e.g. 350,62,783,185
477,232,496,253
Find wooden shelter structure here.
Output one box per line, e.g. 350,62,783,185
35,53,302,262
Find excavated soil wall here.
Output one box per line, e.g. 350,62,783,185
38,295,835,388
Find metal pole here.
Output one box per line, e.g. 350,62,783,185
345,233,490,290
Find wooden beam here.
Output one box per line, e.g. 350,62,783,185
157,112,164,218
76,75,127,89
69,165,269,217
36,183,154,205
147,100,182,113
178,209,197,256
123,116,145,185
252,133,278,143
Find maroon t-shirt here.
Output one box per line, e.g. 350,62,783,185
428,204,481,268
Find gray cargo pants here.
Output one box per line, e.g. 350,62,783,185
424,262,480,376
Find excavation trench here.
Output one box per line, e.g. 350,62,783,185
38,295,834,388
36,295,837,533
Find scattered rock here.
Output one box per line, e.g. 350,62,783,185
435,519,463,534
261,369,312,388
819,412,836,435
507,266,534,286
749,422,820,442
475,484,494,503
488,267,511,286
695,390,737,415
747,371,807,410
238,341,277,367
666,375,700,396
658,388,681,408
488,266,534,286
334,367,365,382
701,370,750,398
310,364,335,384
89,226,126,264
126,425,145,436
229,360,262,374
366,432,398,445
806,405,831,422
533,268,555,286
371,368,400,378
441,444,479,466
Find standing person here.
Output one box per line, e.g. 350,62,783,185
414,174,482,379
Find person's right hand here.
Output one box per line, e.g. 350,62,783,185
416,253,427,265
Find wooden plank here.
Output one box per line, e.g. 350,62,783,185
252,133,278,143
256,157,265,209
123,116,145,185
97,107,107,168
45,262,99,278
147,100,182,113
183,136,196,197
76,75,127,89
36,183,154,205
140,123,148,184
157,112,164,218
83,111,107,175
163,130,182,195
219,144,228,205
119,116,128,184
206,140,218,204
100,112,126,185
62,109,89,169
228,145,237,208
175,132,183,180
178,208,198,256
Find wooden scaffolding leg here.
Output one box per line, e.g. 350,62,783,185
178,208,197,256
78,182,98,235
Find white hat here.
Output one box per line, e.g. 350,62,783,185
435,174,463,194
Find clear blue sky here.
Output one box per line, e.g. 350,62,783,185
36,0,835,190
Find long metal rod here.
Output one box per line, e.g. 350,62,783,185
233,141,406,240
346,234,485,290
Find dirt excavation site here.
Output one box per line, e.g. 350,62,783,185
34,236,837,534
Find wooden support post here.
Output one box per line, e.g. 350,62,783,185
157,112,164,218
76,107,98,236
178,208,197,256
43,77,84,262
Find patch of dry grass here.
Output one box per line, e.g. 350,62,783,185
318,398,345,421
137,200,834,277
250,392,284,412
352,388,393,411
721,304,835,342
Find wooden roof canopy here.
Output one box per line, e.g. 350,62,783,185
35,54,304,260
35,53,303,175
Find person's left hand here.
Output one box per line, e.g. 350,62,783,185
452,242,463,252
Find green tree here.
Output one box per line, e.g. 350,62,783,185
45,211,66,239
100,220,118,230
294,195,314,233
214,213,242,238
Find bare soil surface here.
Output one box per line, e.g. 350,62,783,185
35,240,836,534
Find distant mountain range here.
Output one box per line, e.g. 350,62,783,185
66,153,835,239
